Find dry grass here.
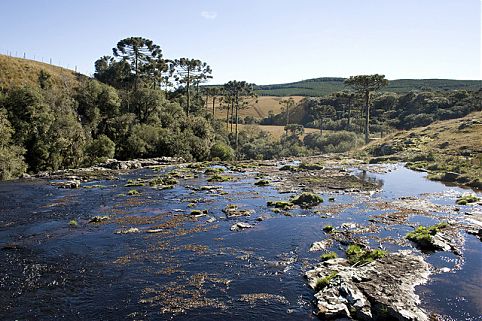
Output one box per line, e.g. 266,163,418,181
0,54,81,91
209,96,304,120
237,124,322,139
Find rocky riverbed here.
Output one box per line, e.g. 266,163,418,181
0,156,481,320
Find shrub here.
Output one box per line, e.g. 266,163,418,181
210,142,235,161
85,134,115,164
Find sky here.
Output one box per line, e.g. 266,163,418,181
0,0,480,84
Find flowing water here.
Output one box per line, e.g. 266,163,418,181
0,164,480,320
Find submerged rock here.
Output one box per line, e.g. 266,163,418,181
51,180,80,189
114,227,140,234
89,215,109,223
309,240,333,252
305,251,431,321
291,192,323,208
223,204,254,218
230,222,253,231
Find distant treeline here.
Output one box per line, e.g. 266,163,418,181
262,89,481,131
256,78,482,96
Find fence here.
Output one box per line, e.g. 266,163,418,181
0,49,87,75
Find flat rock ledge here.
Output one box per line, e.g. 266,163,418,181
305,251,431,321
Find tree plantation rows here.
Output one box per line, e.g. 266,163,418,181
0,36,481,180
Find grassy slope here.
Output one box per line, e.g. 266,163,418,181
236,124,320,139
209,96,305,120
0,54,81,91
362,111,482,189
256,77,482,97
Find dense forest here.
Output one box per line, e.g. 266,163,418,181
0,37,481,180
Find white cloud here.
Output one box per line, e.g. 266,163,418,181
201,11,217,20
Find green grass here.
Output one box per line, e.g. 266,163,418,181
314,272,338,291
405,222,449,247
320,251,338,261
323,225,334,233
207,174,232,182
267,200,294,210
456,195,480,205
345,244,387,265
128,189,140,196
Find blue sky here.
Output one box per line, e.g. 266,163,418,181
0,0,480,84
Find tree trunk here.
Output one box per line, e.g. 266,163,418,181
226,104,229,130
364,90,370,144
347,97,352,127
212,97,216,116
186,69,190,116
230,101,234,133
235,97,239,161
134,50,138,91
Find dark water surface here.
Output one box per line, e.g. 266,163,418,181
0,165,480,320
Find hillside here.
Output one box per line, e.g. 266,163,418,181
0,54,82,92
209,96,305,120
256,77,482,97
363,111,482,189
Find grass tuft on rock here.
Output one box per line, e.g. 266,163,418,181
320,251,338,261
405,222,449,248
323,225,334,233
314,272,338,292
207,174,232,182
254,179,270,186
128,189,140,196
267,200,294,210
345,244,387,265
291,192,323,208
455,194,479,205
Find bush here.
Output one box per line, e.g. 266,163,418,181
303,131,361,153
210,142,235,161
85,135,115,164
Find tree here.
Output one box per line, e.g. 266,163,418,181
223,81,257,159
113,37,164,90
85,134,115,164
279,97,295,131
129,88,165,123
335,91,356,127
94,55,132,89
312,105,336,135
0,108,27,179
172,58,212,116
345,74,388,143
205,87,222,116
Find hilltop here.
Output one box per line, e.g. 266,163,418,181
256,77,482,96
0,54,83,92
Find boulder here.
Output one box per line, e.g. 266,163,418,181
305,251,431,321
230,222,253,231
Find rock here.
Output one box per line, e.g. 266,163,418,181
146,229,163,233
89,215,109,223
291,192,323,208
305,251,431,321
309,240,333,252
230,222,253,231
114,227,140,234
21,173,31,179
223,204,254,218
51,180,80,189
442,172,460,182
